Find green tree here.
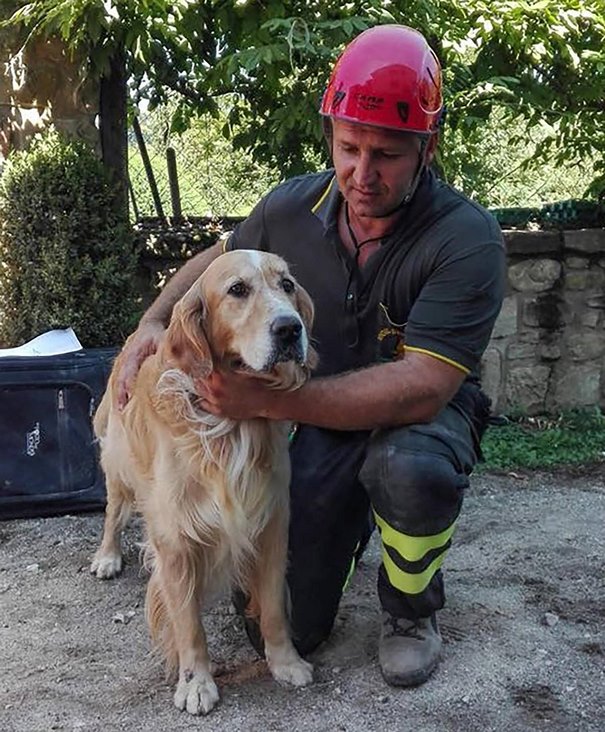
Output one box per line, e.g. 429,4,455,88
437,0,605,197
5,0,604,193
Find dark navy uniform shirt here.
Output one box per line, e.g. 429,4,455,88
226,169,506,384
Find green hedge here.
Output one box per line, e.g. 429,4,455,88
0,130,141,348
490,199,605,230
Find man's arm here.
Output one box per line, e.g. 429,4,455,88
198,350,466,430
140,241,224,328
116,242,223,407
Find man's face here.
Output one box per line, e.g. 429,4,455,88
331,119,434,219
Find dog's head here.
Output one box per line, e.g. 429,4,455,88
164,250,316,389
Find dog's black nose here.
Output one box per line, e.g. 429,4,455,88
271,316,302,346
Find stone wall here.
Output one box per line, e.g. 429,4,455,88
482,228,605,415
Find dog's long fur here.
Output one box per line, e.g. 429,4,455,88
91,250,316,715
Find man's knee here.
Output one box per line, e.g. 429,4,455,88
359,430,469,535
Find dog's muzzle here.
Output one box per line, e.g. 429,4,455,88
268,314,305,366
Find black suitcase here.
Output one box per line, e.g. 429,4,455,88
0,348,118,519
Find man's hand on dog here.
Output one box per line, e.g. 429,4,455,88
116,320,166,410
196,370,281,421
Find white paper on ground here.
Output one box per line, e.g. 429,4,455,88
0,328,83,357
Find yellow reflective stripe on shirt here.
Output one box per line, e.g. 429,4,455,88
373,509,456,562
404,345,470,374
311,176,335,213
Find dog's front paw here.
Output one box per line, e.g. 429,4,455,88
269,655,314,688
174,670,219,715
90,551,122,579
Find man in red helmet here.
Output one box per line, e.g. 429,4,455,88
116,25,505,687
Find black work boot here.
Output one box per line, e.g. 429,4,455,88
378,611,442,687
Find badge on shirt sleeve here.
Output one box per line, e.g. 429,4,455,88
376,302,407,361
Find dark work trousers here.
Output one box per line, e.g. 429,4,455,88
284,402,479,656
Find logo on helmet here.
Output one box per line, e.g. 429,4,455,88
355,93,384,111
331,90,346,111
397,102,409,123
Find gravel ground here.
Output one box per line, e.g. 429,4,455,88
1,466,604,732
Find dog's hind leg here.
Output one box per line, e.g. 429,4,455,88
90,477,132,579
251,505,313,688
151,546,220,716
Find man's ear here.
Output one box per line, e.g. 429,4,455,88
164,295,213,378
425,131,439,165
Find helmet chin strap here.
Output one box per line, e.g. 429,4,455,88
373,136,429,218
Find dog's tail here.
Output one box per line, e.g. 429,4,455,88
93,379,112,439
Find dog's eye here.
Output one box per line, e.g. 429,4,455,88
228,281,249,298
281,278,295,294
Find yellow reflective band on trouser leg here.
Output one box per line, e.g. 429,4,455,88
373,509,457,596
342,541,359,593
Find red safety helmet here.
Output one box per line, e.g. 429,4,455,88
320,25,443,135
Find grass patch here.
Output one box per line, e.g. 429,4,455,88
480,408,605,471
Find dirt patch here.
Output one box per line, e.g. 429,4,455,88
1,469,604,732
511,683,565,726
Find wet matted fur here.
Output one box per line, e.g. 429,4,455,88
90,250,316,715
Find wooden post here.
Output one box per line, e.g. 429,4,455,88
132,115,165,220
128,175,140,222
166,147,182,219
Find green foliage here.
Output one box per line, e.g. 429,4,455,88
441,106,593,208
129,103,281,217
438,0,605,199
5,0,604,192
481,408,605,471
0,130,141,347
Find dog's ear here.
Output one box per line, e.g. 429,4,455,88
295,282,319,370
165,294,213,378
295,282,314,334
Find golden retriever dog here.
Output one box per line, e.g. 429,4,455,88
90,250,316,715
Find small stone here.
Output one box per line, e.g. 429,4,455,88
491,296,518,337
543,612,559,627
564,229,605,254
112,610,136,624
25,563,40,572
505,365,550,414
508,259,561,292
566,256,589,269
538,344,561,361
332,666,342,674
581,310,601,328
